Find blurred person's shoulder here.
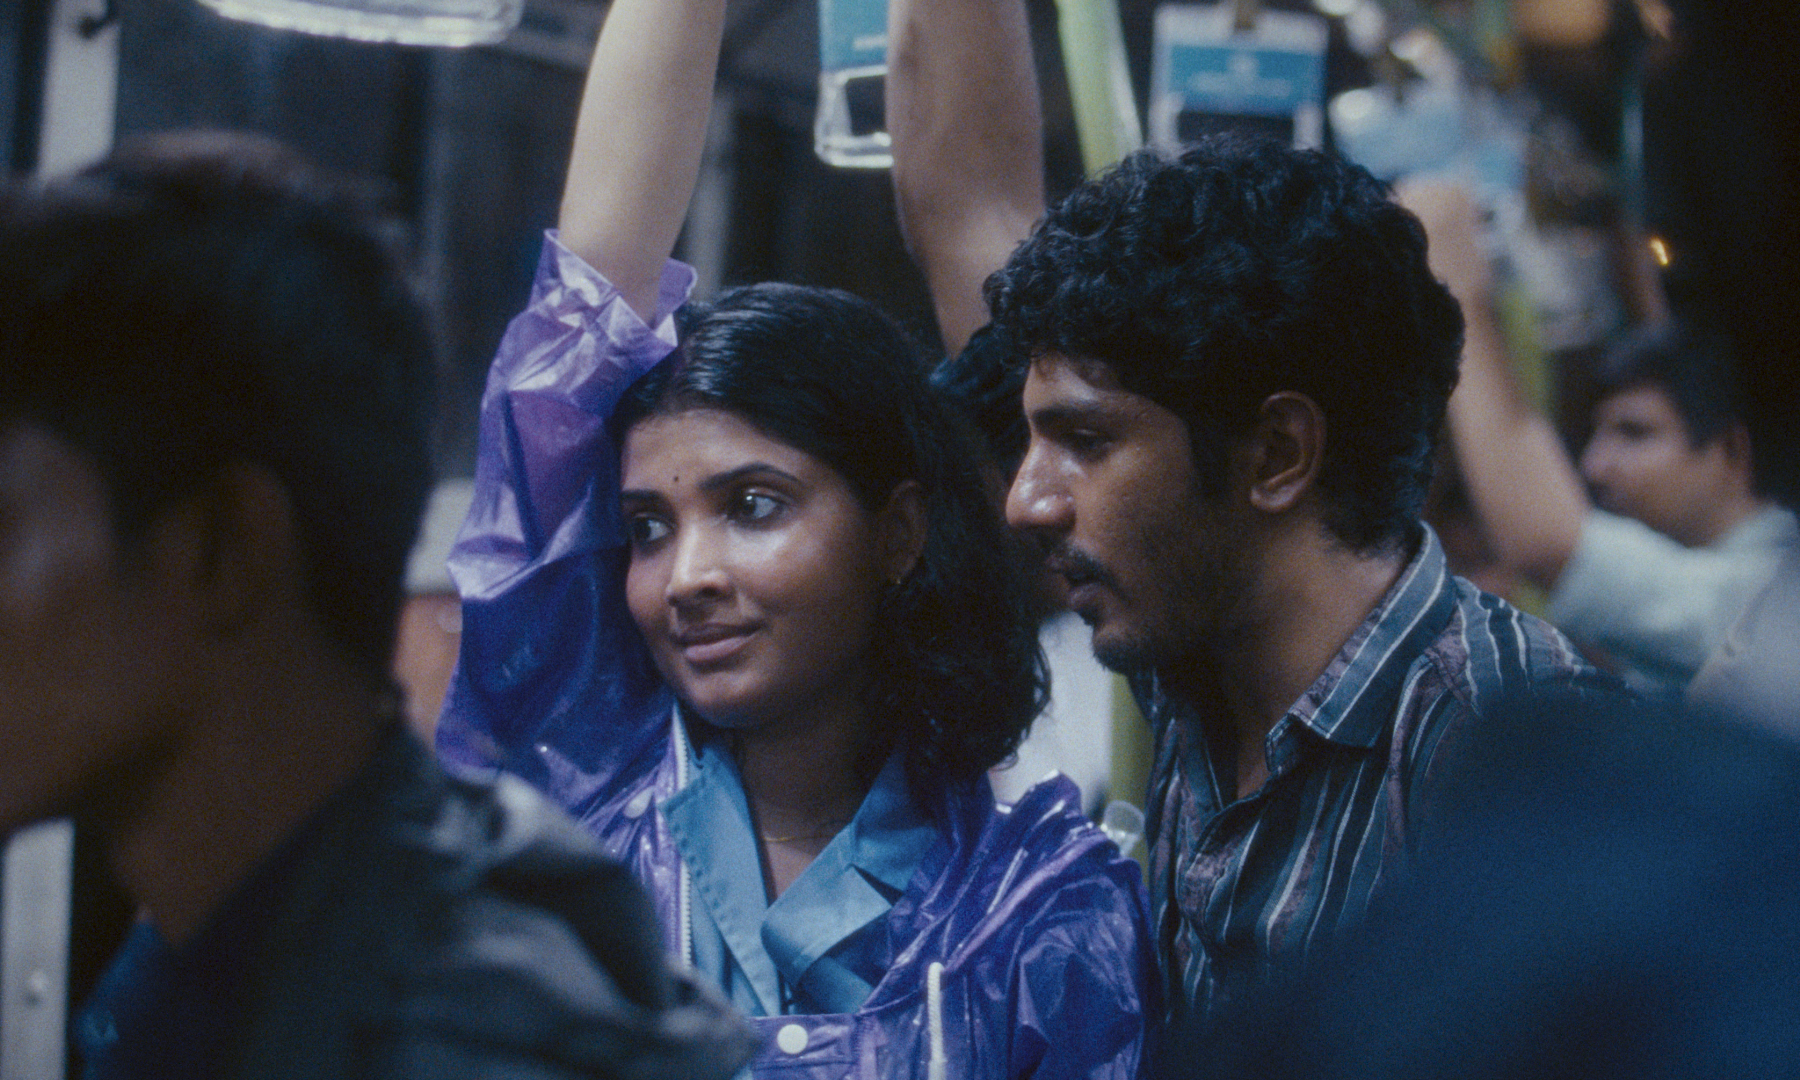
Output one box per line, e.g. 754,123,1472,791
1183,687,1800,1080
1689,545,1800,741
230,726,756,1080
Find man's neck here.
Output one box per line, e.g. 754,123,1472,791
103,650,386,946
1171,528,1410,802
1690,491,1768,548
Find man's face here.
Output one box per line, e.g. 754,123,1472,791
0,422,184,835
1579,383,1740,547
1006,353,1249,673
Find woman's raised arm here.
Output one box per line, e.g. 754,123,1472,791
436,0,727,805
558,0,728,319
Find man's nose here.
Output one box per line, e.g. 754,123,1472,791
1006,442,1074,536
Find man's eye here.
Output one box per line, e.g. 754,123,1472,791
729,491,784,523
1061,429,1111,457
627,515,671,546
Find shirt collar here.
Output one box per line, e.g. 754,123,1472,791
660,742,938,1014
763,752,937,982
1284,523,1457,750
660,743,783,1014
842,752,937,893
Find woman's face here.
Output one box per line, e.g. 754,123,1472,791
620,408,916,732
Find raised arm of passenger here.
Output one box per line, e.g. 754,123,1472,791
559,0,728,320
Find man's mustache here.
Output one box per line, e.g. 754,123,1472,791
1044,546,1115,590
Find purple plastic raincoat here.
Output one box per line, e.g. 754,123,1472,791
437,235,1155,1079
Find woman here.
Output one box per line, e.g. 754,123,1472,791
435,0,1153,1074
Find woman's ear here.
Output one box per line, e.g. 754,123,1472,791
877,480,928,584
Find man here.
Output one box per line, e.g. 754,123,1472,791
0,133,754,1080
1178,3,1800,1064
1577,324,1765,553
982,136,1624,1023
1399,182,1796,692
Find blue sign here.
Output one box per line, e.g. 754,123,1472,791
1164,41,1323,116
820,0,887,73
1151,4,1328,148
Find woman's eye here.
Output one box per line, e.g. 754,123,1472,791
627,515,671,546
729,491,784,523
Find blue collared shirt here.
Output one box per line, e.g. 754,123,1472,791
661,739,939,1016
1142,524,1626,1023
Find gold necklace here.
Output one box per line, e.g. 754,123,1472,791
760,819,851,844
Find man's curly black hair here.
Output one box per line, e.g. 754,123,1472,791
984,135,1464,552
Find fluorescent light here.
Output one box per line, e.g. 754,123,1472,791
193,0,520,46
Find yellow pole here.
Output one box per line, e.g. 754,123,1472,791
1054,0,1143,175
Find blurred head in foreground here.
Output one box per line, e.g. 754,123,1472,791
0,131,434,839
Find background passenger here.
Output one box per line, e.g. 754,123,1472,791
434,0,1154,1073
1403,182,1796,692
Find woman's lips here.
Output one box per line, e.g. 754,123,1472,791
673,625,757,666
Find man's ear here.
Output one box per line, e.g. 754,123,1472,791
1245,392,1326,515
149,463,300,636
877,479,929,585
1719,421,1756,475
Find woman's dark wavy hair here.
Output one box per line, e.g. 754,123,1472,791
612,282,1047,789
985,135,1465,552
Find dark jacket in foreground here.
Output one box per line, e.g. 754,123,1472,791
161,726,757,1079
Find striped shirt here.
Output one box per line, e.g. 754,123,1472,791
1139,524,1623,1022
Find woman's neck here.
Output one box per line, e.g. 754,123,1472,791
730,697,879,898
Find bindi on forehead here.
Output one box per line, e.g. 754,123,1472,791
622,412,819,504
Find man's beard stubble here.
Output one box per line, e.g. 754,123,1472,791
1062,504,1253,691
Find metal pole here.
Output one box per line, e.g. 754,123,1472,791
1,820,74,1080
